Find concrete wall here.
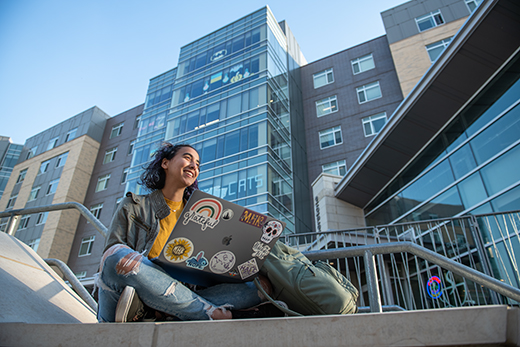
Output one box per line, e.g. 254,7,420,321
312,173,365,231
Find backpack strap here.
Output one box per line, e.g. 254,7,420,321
254,278,303,317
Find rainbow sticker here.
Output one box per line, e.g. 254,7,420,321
183,198,222,231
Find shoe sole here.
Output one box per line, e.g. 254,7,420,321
115,286,136,322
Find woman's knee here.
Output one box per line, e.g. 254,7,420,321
100,244,144,276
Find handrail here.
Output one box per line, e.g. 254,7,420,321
0,202,107,238
44,258,98,312
302,242,520,313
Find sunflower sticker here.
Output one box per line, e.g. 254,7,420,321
163,237,194,263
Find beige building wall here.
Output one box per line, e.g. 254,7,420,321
312,173,365,231
389,18,468,97
0,135,100,262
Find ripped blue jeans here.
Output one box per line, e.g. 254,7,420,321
96,244,263,322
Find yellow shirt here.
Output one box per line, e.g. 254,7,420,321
147,198,184,259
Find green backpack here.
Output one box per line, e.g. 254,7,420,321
257,241,359,316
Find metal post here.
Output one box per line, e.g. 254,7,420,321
6,214,19,236
364,249,382,313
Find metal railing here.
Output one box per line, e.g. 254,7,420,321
2,202,520,315
0,202,108,238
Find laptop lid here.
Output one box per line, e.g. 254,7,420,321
154,190,285,286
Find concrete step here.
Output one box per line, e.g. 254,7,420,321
1,232,519,346
1,305,519,347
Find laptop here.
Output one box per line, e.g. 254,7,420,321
154,190,285,286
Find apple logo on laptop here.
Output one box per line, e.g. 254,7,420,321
222,235,232,246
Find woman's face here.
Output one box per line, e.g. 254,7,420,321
161,146,200,189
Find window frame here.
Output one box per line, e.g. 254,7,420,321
322,160,347,176
356,81,382,104
65,128,78,142
39,159,51,175
426,38,452,63
465,0,483,13
6,195,17,209
16,169,28,184
121,167,129,184
351,53,375,75
90,203,103,219
95,174,111,192
28,186,41,201
128,140,136,155
316,95,338,117
46,178,60,195
47,137,59,151
103,147,118,164
110,122,124,139
18,215,30,230
362,112,388,137
415,10,445,32
28,238,40,251
56,152,68,168
78,236,95,257
313,68,334,89
319,126,343,149
36,212,48,225
27,146,37,159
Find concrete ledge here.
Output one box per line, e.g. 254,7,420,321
1,305,518,347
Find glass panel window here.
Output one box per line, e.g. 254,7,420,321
121,167,129,184
79,236,95,256
6,195,17,209
352,53,375,74
416,10,445,32
110,122,124,139
28,238,40,251
103,147,117,164
28,186,41,201
18,215,30,230
480,143,520,197
90,203,103,219
56,152,68,167
65,128,77,142
96,174,111,192
47,137,59,150
465,0,483,12
426,38,452,63
357,81,382,104
128,140,135,155
457,172,488,209
36,212,48,225
134,116,141,129
75,271,87,279
322,160,347,176
46,178,60,195
39,159,51,175
27,146,37,159
16,169,27,183
313,68,334,89
319,126,343,149
316,95,338,117
362,112,387,136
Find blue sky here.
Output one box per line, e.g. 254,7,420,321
0,0,406,144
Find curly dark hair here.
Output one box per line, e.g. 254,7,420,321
139,142,199,201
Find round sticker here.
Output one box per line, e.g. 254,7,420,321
209,250,236,274
163,237,194,263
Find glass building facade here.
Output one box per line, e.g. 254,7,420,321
366,52,520,225
0,140,23,200
126,7,312,235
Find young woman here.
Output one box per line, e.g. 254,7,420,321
96,143,281,322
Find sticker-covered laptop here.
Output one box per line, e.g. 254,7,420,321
154,190,285,286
